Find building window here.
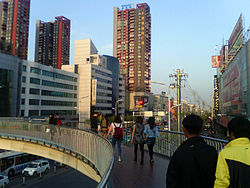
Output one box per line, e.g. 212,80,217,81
30,78,40,85
42,80,74,90
42,70,76,82
21,99,25,105
29,110,39,117
29,88,40,95
21,87,25,94
22,65,26,72
41,90,74,98
30,67,41,74
22,76,26,83
29,99,39,105
21,110,24,116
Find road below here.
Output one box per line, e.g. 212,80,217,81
8,165,98,188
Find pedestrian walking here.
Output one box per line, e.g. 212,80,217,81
55,113,63,126
90,113,98,133
144,117,162,166
49,113,57,125
106,116,123,162
131,116,145,165
214,116,250,188
166,114,218,188
100,115,109,136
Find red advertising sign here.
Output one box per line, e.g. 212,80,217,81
135,100,143,108
212,56,221,68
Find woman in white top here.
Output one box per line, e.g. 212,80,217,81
106,116,123,162
144,117,162,166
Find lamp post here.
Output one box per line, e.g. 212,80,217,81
115,99,124,116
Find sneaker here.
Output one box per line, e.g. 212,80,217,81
118,156,121,162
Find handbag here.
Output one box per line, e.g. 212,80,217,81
135,134,145,144
145,137,155,145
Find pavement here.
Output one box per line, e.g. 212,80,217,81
110,145,170,188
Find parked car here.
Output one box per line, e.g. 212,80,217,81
22,160,50,176
0,175,9,187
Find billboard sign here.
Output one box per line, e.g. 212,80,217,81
135,100,143,108
228,33,243,62
144,111,153,117
121,3,134,10
212,56,221,68
228,14,243,52
214,75,219,114
91,79,97,106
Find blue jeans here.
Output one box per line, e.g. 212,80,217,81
112,137,122,157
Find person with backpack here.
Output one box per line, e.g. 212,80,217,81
131,116,145,165
144,117,162,166
106,116,123,162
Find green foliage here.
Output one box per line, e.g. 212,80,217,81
124,114,134,121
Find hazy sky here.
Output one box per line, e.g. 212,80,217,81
27,0,250,105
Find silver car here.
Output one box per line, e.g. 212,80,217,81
22,160,50,176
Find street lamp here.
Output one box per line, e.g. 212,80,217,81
115,99,124,116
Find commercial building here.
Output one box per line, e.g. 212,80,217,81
212,14,250,134
74,39,98,65
104,55,125,116
63,39,125,122
0,52,78,118
113,3,151,111
0,0,30,60
35,16,70,69
20,60,78,117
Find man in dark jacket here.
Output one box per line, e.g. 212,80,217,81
49,113,57,125
166,114,218,188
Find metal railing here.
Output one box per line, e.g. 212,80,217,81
0,118,114,188
122,122,228,157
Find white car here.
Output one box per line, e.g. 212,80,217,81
0,175,9,187
22,160,50,176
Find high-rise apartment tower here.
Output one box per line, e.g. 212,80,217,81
113,3,151,111
0,0,30,60
35,16,70,69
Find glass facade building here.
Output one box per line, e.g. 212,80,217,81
0,53,21,117
0,68,13,116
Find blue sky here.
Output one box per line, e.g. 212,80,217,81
28,0,250,105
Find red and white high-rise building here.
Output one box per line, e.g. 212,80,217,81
0,0,30,60
113,3,151,111
35,16,70,69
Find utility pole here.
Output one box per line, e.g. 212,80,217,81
170,69,188,132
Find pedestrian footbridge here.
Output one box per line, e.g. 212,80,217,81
0,119,227,188
0,118,113,188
